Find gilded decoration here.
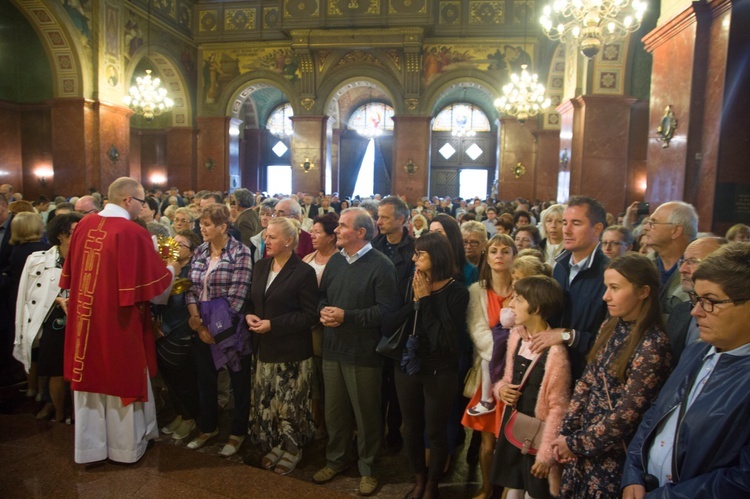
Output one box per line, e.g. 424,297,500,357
422,43,532,85
264,8,280,28
178,4,191,29
389,0,427,14
301,98,315,110
225,9,256,31
199,11,218,32
284,0,320,18
337,51,383,67
317,50,332,72
512,1,534,24
469,2,504,24
406,98,419,110
328,0,380,16
439,2,460,24
386,49,401,70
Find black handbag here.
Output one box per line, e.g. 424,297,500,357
376,281,413,359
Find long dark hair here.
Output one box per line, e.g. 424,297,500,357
430,213,467,281
414,232,457,282
587,253,664,382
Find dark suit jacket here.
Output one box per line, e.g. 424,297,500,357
665,299,694,365
246,253,318,363
0,213,14,270
235,208,261,248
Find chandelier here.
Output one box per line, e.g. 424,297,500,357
540,0,648,58
123,70,173,120
494,65,551,124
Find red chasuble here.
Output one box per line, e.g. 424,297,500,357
61,214,172,404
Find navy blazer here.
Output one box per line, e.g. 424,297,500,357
246,252,318,363
665,300,693,364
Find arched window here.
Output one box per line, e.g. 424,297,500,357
348,102,394,137
432,103,491,136
266,103,293,137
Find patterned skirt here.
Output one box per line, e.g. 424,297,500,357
249,357,315,453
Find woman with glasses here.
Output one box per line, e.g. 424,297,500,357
157,229,202,441
462,221,488,268
13,213,81,422
185,204,253,456
172,207,194,234
550,253,672,498
397,232,470,499
600,225,634,260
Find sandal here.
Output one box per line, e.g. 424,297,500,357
262,447,285,469
274,450,303,475
186,429,219,450
218,435,245,457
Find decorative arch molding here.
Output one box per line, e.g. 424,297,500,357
318,70,404,124
317,49,404,87
125,44,192,127
222,71,298,124
10,0,90,99
543,43,566,130
422,75,500,120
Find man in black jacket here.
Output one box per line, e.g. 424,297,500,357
372,196,414,451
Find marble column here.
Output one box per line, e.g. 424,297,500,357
196,116,230,192
556,95,636,215
290,115,330,195
166,127,196,191
392,115,431,206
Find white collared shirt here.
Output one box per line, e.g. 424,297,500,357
341,242,372,265
568,243,601,284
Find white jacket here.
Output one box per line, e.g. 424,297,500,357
467,282,494,362
13,246,62,371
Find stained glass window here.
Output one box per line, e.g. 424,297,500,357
432,104,491,133
348,102,395,137
267,103,293,137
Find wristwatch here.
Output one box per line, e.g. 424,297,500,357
561,329,572,344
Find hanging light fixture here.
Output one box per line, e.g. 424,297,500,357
494,5,550,124
123,0,173,120
540,0,648,58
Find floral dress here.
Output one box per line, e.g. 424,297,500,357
559,320,672,498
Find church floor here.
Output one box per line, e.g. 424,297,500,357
0,385,485,498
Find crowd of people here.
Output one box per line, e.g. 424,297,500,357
1,179,750,498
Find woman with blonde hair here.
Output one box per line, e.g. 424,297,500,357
412,214,428,238
538,204,565,267
247,217,318,474
464,233,518,499
462,220,489,268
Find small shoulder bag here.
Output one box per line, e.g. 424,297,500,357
503,353,545,455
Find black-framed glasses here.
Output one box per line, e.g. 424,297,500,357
681,257,703,267
688,291,750,313
463,239,481,247
77,208,97,214
131,195,146,206
414,250,427,259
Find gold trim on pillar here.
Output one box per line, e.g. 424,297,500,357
299,157,315,173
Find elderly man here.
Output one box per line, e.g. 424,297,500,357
62,177,180,464
531,196,609,380
622,242,750,498
665,236,725,363
313,207,397,496
643,201,698,318
74,195,100,216
372,196,414,451
274,197,314,257
233,188,261,246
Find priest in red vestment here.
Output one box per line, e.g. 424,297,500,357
61,177,179,464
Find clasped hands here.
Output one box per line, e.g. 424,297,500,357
188,315,215,344
320,306,344,327
245,314,271,334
